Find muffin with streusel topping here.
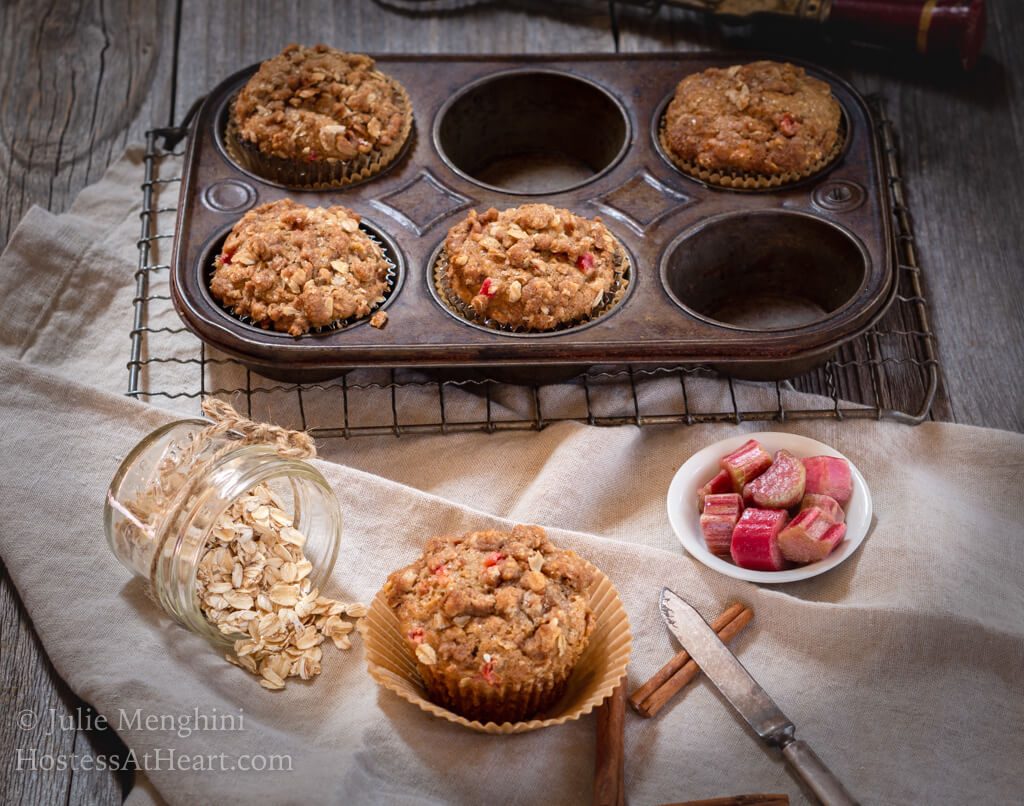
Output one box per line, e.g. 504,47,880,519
439,204,628,332
228,44,413,187
383,525,596,724
210,199,391,336
661,60,843,188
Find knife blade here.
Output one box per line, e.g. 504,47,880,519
659,589,859,806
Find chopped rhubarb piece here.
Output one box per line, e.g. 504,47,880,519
700,493,743,557
407,628,425,644
742,449,806,509
799,493,845,524
576,252,595,272
306,149,319,162
219,249,234,265
730,508,789,571
697,469,733,511
483,551,506,567
479,278,497,298
720,439,773,493
779,511,846,564
480,659,499,685
430,562,447,577
803,456,853,508
779,114,800,136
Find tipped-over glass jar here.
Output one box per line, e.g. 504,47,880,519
104,419,341,645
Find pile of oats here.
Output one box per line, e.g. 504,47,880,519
197,482,365,690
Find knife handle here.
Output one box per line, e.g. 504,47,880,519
781,740,859,806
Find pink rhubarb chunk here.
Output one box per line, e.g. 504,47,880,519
803,456,853,508
742,449,806,509
779,509,847,564
730,508,789,572
720,439,773,493
697,469,734,511
799,493,845,524
700,493,744,557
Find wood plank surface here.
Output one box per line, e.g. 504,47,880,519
0,0,177,243
172,0,614,120
0,0,177,803
0,3,1021,805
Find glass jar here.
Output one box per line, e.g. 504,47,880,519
104,419,341,646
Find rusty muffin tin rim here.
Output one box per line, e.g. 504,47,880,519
169,53,894,378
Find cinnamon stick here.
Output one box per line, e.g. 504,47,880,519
661,795,789,806
593,683,627,806
630,603,754,719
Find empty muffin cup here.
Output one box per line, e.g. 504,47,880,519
660,210,868,333
434,70,629,195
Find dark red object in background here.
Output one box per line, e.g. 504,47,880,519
829,0,986,69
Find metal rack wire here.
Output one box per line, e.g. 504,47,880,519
127,97,938,437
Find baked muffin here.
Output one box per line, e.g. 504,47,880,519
210,199,391,336
384,525,596,724
661,61,842,186
228,44,412,187
441,204,627,331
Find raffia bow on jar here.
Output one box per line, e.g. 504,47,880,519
105,398,366,690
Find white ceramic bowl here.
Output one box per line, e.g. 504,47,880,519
667,432,872,583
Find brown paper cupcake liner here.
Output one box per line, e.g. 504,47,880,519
365,561,632,734
419,660,574,725
432,243,631,336
658,115,847,190
225,73,413,189
210,226,399,337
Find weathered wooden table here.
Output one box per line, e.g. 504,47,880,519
2,1,1021,802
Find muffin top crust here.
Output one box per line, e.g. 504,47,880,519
210,199,390,336
662,61,842,177
384,525,595,687
232,44,410,163
444,204,623,331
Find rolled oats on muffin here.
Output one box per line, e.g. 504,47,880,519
441,204,626,331
210,199,390,336
383,525,596,724
661,60,842,185
228,44,412,187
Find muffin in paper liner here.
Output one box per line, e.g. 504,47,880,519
365,561,632,734
208,205,400,337
657,109,847,191
225,74,413,190
431,243,631,336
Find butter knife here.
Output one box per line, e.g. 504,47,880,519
659,589,858,806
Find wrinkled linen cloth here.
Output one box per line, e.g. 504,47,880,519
1,150,1022,806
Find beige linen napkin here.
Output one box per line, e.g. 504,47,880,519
1,151,1023,805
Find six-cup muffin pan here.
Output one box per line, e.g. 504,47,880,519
170,54,895,382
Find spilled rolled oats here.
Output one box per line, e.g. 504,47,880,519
197,482,363,690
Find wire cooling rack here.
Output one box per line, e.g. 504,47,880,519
127,97,938,437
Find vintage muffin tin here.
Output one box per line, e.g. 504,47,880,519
170,54,895,382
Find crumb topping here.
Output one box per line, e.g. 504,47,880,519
663,61,841,176
384,525,595,686
210,199,390,336
233,43,410,163
444,204,621,330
